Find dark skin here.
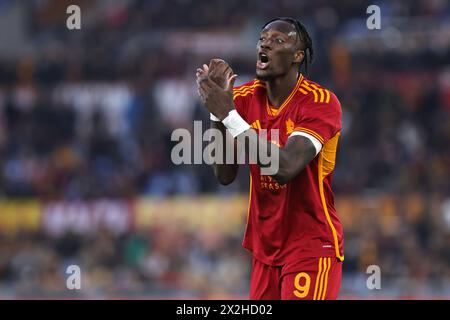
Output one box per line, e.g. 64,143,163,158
196,21,316,185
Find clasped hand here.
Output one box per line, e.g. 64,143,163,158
196,59,238,120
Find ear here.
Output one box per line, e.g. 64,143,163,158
293,50,305,64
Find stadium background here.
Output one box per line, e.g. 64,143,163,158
0,0,449,299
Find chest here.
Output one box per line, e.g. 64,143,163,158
246,95,300,147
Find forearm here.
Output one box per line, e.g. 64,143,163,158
210,120,238,185
239,129,314,184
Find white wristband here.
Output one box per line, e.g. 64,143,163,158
222,109,251,138
210,113,221,121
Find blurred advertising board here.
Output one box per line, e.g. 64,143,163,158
0,200,41,234
134,195,248,235
41,199,133,236
0,194,447,236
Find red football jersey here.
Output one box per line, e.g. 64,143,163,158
233,75,344,266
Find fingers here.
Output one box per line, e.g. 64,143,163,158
197,65,234,90
207,59,234,89
197,85,207,101
196,61,235,97
209,58,229,67
224,68,233,80
210,58,226,64
196,65,209,79
196,74,205,85
209,59,232,75
197,77,210,101
196,64,211,102
196,69,203,79
222,65,232,78
209,59,225,70
196,67,209,85
226,74,238,92
198,75,214,91
205,76,224,91
196,63,211,81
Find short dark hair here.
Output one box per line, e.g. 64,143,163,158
261,17,314,74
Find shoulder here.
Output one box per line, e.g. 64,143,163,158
233,79,266,100
298,78,341,111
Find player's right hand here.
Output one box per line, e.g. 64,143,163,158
196,61,237,120
208,59,234,89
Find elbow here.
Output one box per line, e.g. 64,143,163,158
213,168,236,186
217,174,235,185
271,170,291,185
269,149,312,184
271,161,304,185
270,155,294,185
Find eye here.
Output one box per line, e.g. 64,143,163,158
277,38,285,44
259,37,266,41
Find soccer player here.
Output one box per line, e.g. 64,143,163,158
196,17,344,300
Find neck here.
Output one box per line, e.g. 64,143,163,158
265,69,299,108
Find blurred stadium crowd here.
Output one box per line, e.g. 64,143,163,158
0,0,449,298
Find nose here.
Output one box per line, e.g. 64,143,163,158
259,38,272,50
260,42,270,50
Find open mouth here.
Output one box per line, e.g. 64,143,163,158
257,52,270,70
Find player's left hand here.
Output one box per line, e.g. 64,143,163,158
196,65,237,120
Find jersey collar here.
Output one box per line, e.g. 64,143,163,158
266,74,304,117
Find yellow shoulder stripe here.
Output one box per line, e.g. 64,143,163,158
233,90,253,100
301,81,331,104
233,84,264,99
298,88,308,95
234,82,265,94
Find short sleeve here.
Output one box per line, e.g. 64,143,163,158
232,80,265,123
233,91,250,121
292,90,342,146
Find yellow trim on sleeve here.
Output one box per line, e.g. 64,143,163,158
293,127,325,145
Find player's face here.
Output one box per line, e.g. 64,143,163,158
256,21,303,81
